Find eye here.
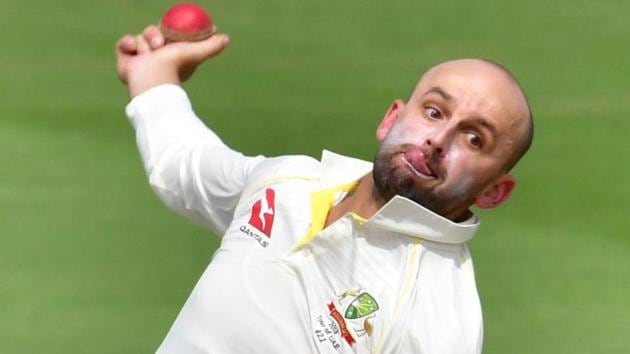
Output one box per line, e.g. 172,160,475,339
425,106,442,119
466,132,483,148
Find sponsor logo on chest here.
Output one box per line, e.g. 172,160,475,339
239,188,276,248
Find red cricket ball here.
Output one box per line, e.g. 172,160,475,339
160,3,215,42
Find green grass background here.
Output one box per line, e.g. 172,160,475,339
1,0,629,352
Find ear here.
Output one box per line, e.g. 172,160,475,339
474,174,516,209
376,99,405,142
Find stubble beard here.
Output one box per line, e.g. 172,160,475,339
372,144,471,218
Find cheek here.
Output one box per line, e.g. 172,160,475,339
441,154,478,199
444,152,497,193
447,173,475,199
444,147,469,171
382,120,429,147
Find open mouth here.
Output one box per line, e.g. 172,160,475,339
401,152,437,180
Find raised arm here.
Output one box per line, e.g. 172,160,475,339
116,26,264,235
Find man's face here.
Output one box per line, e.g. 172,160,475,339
373,59,529,220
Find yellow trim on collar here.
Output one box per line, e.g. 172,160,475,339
293,182,358,250
349,212,367,224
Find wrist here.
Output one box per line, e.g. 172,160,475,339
127,63,181,98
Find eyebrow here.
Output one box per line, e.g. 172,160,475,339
423,86,454,102
470,117,499,143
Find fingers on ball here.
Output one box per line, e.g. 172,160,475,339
143,25,165,49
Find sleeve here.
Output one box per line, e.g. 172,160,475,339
125,84,265,236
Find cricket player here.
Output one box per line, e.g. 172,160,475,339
116,25,533,354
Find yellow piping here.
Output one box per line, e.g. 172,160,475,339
292,182,358,250
372,240,422,354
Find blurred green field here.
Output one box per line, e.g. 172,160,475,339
1,0,629,353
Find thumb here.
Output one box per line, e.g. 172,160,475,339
178,33,231,64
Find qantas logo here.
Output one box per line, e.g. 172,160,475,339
248,188,276,237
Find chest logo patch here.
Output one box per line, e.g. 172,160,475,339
344,292,379,320
313,289,380,351
248,188,276,237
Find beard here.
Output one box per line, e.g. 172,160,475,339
372,144,474,218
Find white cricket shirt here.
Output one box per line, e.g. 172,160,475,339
126,85,484,354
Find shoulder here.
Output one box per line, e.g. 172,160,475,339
246,154,322,186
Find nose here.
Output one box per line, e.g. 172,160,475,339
422,118,457,159
423,118,458,158
423,130,448,158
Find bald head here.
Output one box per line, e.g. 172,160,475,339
481,59,534,171
417,59,533,171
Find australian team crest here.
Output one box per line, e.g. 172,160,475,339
313,289,380,351
344,292,379,321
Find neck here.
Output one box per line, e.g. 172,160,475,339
325,174,384,227
449,207,473,223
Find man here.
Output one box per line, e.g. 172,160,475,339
116,25,532,354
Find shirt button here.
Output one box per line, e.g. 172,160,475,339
302,248,312,257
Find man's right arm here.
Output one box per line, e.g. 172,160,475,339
117,26,261,235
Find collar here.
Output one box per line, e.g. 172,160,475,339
319,150,479,244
